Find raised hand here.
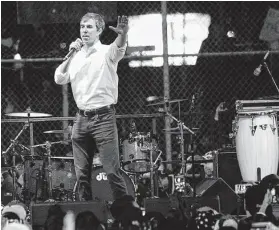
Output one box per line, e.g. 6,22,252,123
109,15,129,35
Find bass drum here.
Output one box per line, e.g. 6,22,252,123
73,166,135,201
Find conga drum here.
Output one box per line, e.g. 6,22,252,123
234,109,279,182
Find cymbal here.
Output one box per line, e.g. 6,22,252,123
30,140,70,148
163,127,199,135
146,98,188,106
44,130,71,134
5,111,52,118
163,127,199,131
164,131,191,135
51,156,74,160
161,159,213,164
257,95,279,100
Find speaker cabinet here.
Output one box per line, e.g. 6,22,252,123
213,150,242,190
31,201,108,227
196,178,239,214
144,195,220,217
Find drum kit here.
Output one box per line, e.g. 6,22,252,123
1,109,73,205
3,98,278,207
1,97,200,206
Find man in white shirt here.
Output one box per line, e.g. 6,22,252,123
54,13,132,211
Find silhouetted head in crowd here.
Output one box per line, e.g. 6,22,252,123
241,181,279,229
1,202,30,230
44,204,65,230
110,195,142,222
259,174,279,195
75,211,101,230
244,185,263,216
187,209,220,230
2,202,27,223
214,215,238,230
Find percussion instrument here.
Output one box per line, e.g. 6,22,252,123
234,109,279,182
121,132,161,173
73,166,135,201
5,111,52,118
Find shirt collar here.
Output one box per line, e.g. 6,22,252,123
81,40,102,55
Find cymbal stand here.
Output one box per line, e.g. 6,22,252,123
150,146,163,197
2,122,29,158
45,141,54,201
165,111,195,195
11,151,18,201
26,107,35,156
2,123,29,202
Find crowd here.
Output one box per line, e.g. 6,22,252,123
1,174,278,230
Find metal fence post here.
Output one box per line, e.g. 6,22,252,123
161,1,172,170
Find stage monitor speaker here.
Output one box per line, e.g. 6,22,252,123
195,178,239,214
31,201,108,227
213,150,242,190
144,195,220,217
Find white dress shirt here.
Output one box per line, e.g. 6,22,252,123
54,41,127,110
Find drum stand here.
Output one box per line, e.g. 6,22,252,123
165,111,195,196
2,122,30,202
45,141,54,202
2,122,29,160
149,144,162,197
31,141,55,202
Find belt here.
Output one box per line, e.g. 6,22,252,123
78,105,114,117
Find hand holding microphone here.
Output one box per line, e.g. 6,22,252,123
63,38,83,61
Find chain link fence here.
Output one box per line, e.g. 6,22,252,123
2,2,279,166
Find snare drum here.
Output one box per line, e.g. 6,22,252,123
121,133,160,173
234,109,279,182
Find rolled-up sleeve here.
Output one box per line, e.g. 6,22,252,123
54,65,70,85
107,42,127,64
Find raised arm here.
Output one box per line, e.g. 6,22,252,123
109,15,129,48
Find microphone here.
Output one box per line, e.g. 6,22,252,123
63,38,83,61
253,50,270,76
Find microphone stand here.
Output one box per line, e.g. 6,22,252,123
263,61,279,94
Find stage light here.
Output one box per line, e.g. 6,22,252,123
227,30,236,38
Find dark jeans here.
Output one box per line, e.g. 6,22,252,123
72,106,128,201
